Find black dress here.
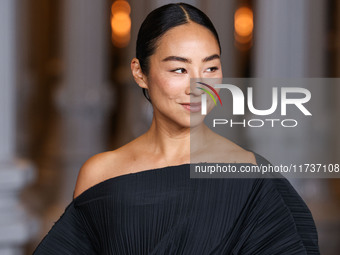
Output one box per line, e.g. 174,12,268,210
33,153,320,254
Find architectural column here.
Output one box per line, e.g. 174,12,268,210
251,0,329,184
251,0,309,165
0,0,37,254
53,0,114,205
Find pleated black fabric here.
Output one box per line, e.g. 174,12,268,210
34,153,320,254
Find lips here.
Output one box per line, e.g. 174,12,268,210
181,102,201,106
180,102,201,112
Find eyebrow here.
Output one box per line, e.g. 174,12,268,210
202,54,220,62
162,54,220,64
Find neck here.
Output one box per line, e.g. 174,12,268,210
143,115,208,163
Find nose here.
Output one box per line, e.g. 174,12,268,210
185,78,205,96
185,68,205,96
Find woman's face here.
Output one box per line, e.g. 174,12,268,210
145,22,222,128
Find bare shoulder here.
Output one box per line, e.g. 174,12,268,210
73,150,122,199
72,137,143,199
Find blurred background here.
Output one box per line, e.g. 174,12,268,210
0,0,339,254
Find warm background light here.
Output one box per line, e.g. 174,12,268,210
234,6,253,47
111,0,131,15
111,0,131,48
111,12,131,36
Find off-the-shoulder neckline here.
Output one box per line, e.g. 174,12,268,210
72,163,190,203
72,151,263,203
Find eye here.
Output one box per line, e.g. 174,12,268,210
206,67,219,72
171,68,187,74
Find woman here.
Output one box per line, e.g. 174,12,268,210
34,3,319,254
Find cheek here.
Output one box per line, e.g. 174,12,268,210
167,78,188,100
149,73,188,100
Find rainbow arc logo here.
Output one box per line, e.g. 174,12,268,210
196,82,222,114
196,82,223,106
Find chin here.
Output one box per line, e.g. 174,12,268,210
189,115,206,128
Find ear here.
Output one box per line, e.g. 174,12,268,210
131,58,148,89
